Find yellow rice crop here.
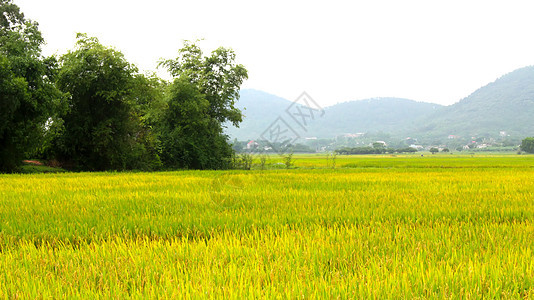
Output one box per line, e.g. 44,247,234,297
1,155,534,298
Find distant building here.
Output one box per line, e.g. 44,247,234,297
246,140,259,150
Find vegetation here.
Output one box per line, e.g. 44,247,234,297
521,137,534,153
4,0,534,298
0,1,247,172
2,0,532,171
233,153,253,170
227,65,534,143
326,151,337,169
225,94,443,141
0,0,66,172
258,153,268,170
2,155,534,297
19,160,66,174
158,41,247,170
283,152,294,169
53,34,160,171
418,66,534,140
336,146,417,155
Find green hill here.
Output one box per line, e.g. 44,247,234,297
226,92,441,140
416,66,534,139
308,98,442,138
224,89,294,141
228,66,534,142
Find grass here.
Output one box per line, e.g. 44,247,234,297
20,160,67,174
1,154,534,297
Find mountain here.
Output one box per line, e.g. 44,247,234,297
308,98,442,138
224,89,294,141
415,66,534,139
226,91,442,140
228,66,534,142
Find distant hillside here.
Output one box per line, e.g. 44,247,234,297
308,98,442,138
224,89,294,141
416,66,534,139
228,66,534,142
226,91,441,140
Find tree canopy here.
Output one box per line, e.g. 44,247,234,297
158,41,248,169
54,34,161,171
0,0,66,172
521,137,534,154
160,40,248,127
1,3,249,172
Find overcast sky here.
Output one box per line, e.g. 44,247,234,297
15,0,534,107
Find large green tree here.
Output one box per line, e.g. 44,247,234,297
160,41,248,127
55,34,160,171
159,77,234,169
521,137,534,154
0,0,66,172
159,41,248,169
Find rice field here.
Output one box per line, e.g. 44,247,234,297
1,154,534,298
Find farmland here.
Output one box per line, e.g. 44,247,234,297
1,154,534,298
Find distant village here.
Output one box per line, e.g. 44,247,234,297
234,130,521,154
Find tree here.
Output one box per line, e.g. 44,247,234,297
372,142,386,149
160,40,247,127
259,153,268,170
396,147,417,153
0,0,66,172
521,137,534,154
128,73,167,170
158,77,234,169
158,41,248,169
54,34,159,170
284,152,294,169
430,147,439,154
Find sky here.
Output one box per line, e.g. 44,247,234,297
14,0,534,107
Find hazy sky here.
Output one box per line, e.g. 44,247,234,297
15,0,534,107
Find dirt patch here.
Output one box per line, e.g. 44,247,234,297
22,160,44,166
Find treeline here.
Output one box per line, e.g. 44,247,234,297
335,146,418,155
232,140,314,153
0,0,247,172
